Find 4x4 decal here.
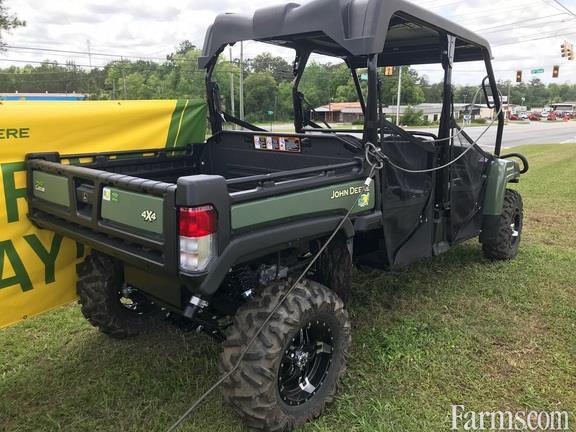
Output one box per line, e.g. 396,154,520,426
141,210,157,222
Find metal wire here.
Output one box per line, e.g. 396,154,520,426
167,81,502,431
166,177,373,432
369,86,504,174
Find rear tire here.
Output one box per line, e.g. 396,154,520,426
219,279,351,431
482,189,524,260
77,252,157,339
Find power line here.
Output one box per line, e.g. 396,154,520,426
492,30,576,46
3,45,204,64
475,13,567,32
548,0,576,17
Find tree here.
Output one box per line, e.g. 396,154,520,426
0,0,25,49
454,85,479,104
380,67,425,106
250,53,292,83
243,72,277,122
401,106,428,126
277,81,293,120
299,62,352,108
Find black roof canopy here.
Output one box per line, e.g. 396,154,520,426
199,0,492,68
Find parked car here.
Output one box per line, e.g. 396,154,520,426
528,113,541,121
508,113,520,121
519,112,528,120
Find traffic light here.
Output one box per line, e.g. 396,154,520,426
552,65,560,78
561,41,574,60
516,70,522,83
384,66,395,76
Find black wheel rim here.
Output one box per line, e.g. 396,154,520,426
278,319,334,406
510,210,521,246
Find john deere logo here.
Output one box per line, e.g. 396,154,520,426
141,210,157,222
358,193,370,208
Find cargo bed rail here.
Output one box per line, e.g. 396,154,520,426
26,157,179,273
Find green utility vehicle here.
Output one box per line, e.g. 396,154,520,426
26,0,528,429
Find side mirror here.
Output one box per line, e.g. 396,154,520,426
482,76,496,109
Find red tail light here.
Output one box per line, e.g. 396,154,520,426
178,206,217,273
179,206,217,237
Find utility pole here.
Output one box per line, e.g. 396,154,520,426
120,57,127,99
239,41,245,121
229,47,235,117
86,39,92,68
395,65,402,126
86,40,93,97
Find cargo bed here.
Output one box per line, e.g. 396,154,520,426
26,131,368,294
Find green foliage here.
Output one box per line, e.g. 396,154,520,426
380,67,425,106
501,78,576,108
248,53,292,83
400,106,428,126
243,72,278,122
0,0,25,48
1,38,575,124
276,81,294,121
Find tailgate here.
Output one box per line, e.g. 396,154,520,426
27,157,178,274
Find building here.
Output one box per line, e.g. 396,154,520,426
314,102,491,124
0,92,87,101
550,102,576,113
313,102,364,123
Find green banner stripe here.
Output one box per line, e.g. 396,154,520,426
165,99,187,149
165,99,207,148
175,102,207,146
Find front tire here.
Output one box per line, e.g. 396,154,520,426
219,279,351,431
77,252,157,338
482,189,524,260
314,236,352,304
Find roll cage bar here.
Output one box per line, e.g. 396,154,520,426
202,7,504,156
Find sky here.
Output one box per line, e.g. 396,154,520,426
1,0,576,86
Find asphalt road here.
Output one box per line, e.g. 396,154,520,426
412,120,576,150
266,121,575,148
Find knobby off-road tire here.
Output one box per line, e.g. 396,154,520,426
220,279,351,431
482,189,524,260
77,253,156,339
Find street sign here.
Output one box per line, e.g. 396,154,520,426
531,68,544,74
267,111,274,115
360,73,368,81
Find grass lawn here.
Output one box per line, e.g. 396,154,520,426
1,145,575,431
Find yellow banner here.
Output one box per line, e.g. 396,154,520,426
0,100,206,328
